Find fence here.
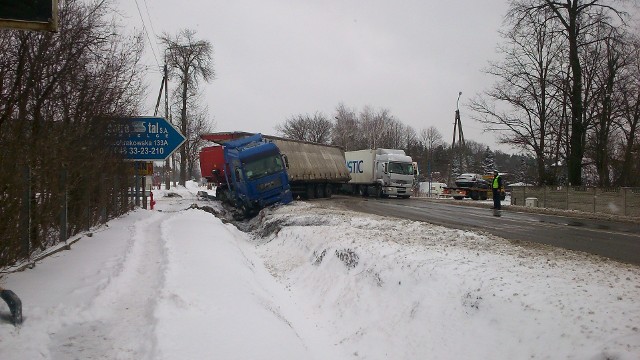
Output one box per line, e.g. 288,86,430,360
0,167,141,269
510,186,640,217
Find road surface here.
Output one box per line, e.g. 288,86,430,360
330,196,640,265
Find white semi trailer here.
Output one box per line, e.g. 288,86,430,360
344,149,416,198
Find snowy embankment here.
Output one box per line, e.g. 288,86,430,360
1,183,639,359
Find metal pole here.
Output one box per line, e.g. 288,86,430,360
164,61,171,190
20,167,31,258
428,160,432,198
142,175,147,210
135,162,141,207
59,169,68,244
447,92,462,186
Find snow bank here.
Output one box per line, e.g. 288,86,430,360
252,202,640,359
1,183,638,359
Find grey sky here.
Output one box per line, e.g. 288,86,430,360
121,0,510,150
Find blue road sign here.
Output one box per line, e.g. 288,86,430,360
110,117,186,161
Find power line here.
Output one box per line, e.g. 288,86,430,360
134,0,160,68
142,0,160,41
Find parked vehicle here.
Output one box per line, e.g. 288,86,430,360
344,149,416,198
419,181,448,197
443,173,505,200
267,136,351,199
199,132,351,214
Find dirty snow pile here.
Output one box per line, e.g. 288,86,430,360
0,183,639,360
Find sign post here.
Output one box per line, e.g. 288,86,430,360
111,117,186,207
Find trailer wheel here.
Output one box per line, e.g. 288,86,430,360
324,184,333,198
305,184,316,199
316,184,326,198
470,191,479,200
480,192,488,200
453,196,464,200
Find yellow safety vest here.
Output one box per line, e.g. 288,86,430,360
492,175,500,189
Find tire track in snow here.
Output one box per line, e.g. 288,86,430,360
50,211,171,360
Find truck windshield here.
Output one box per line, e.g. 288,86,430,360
388,162,414,175
243,155,285,180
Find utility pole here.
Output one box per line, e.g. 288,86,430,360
164,61,171,190
447,92,466,186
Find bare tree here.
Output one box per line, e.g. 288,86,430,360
614,35,640,186
471,5,565,185
276,112,332,143
177,91,215,179
583,24,628,186
420,126,443,155
332,103,358,150
307,112,333,143
0,0,145,267
508,0,629,185
160,29,214,186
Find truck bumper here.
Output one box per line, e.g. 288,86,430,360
383,186,411,196
254,188,293,209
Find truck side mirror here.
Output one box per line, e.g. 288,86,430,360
282,154,289,169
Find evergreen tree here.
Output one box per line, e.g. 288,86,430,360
482,147,496,174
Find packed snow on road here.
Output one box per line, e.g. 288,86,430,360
1,183,639,359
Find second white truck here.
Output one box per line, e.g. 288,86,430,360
344,149,416,198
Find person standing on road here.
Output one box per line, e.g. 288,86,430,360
492,170,502,210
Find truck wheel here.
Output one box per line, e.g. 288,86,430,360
216,187,229,204
324,184,333,198
470,191,479,200
480,192,488,200
305,184,316,199
238,204,252,219
453,196,463,200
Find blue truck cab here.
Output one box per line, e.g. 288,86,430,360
222,134,293,215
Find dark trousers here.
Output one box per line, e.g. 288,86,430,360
492,188,501,209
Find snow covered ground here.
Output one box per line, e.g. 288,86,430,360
1,182,639,359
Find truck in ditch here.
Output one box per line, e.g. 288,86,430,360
199,132,351,213
199,133,293,216
343,148,416,198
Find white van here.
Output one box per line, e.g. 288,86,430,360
419,182,448,197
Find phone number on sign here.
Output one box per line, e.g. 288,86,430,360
116,147,166,156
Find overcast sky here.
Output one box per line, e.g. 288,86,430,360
119,0,511,150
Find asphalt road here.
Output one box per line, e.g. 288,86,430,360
330,196,640,265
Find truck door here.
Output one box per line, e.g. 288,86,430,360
229,164,248,202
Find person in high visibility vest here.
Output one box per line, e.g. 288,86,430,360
492,170,502,210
